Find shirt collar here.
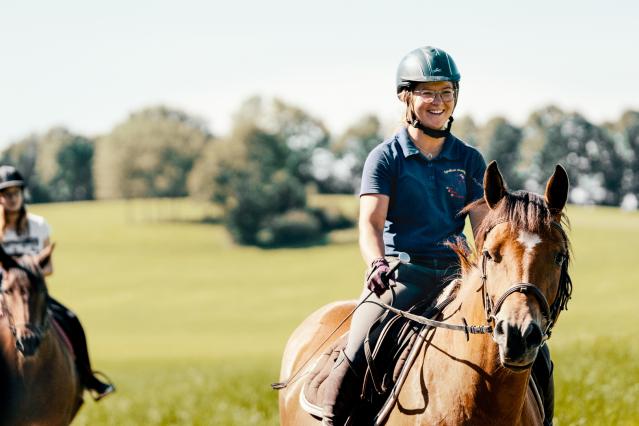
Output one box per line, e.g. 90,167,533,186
397,127,421,157
398,127,460,161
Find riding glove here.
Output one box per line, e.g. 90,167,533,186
366,257,392,296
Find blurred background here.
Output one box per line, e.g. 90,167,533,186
1,1,638,425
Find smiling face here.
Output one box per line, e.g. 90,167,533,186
411,81,456,130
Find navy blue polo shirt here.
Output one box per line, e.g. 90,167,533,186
360,127,486,260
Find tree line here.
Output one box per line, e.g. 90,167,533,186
2,99,638,245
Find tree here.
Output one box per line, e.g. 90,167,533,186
52,137,95,200
35,127,94,201
94,106,212,199
478,117,523,189
614,110,639,197
321,114,385,193
519,106,567,183
188,97,331,246
527,112,625,205
453,115,479,147
230,96,330,185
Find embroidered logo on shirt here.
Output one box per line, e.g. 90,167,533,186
443,168,466,175
444,169,466,200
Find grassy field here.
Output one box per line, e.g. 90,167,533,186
26,197,639,425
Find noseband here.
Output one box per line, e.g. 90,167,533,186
479,221,572,341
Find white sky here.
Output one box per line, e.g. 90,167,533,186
1,0,637,146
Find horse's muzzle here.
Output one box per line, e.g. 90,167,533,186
16,333,42,357
493,319,542,370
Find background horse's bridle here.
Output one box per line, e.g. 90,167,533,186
0,264,51,352
479,220,572,341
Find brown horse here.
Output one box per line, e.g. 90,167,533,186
279,161,572,425
0,245,83,426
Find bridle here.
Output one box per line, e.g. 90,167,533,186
364,220,572,343
0,264,51,352
479,220,572,342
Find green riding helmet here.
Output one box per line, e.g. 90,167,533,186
396,46,461,94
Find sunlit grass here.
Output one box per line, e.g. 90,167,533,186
26,198,638,425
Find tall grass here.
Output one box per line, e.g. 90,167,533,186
26,198,638,425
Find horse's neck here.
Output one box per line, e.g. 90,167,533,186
429,269,531,422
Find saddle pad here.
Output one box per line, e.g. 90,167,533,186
300,335,347,418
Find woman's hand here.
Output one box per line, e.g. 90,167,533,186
366,257,391,296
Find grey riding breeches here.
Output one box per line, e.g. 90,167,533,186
343,260,459,368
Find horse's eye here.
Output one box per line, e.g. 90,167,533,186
554,252,565,265
484,250,501,262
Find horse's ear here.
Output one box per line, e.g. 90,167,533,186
545,164,569,214
36,243,55,269
483,161,507,209
0,245,18,271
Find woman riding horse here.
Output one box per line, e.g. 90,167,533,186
0,165,115,401
321,46,554,425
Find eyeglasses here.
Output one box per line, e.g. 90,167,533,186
413,89,455,102
0,187,22,199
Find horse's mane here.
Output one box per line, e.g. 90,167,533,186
445,190,573,317
450,190,571,258
466,191,570,251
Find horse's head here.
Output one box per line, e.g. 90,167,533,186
0,245,53,357
476,161,571,371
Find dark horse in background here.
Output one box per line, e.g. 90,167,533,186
279,162,572,425
0,245,83,425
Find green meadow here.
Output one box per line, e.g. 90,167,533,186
28,197,638,426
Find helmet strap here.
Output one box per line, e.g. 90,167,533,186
411,116,454,138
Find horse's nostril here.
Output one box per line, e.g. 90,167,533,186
524,323,543,348
16,334,41,356
494,320,505,336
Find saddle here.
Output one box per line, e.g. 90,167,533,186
300,285,457,425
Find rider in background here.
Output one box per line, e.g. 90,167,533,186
0,165,115,401
321,46,554,425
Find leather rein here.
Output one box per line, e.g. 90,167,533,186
372,220,572,342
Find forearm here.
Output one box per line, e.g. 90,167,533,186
359,222,385,266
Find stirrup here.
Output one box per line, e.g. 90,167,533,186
89,371,116,402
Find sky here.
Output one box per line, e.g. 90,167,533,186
1,0,637,146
